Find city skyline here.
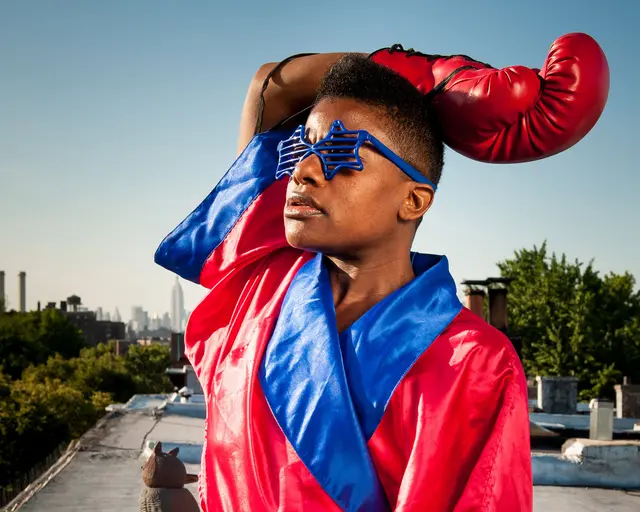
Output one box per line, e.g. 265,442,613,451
0,269,195,326
1,2,638,317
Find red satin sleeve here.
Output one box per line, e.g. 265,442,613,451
199,179,291,289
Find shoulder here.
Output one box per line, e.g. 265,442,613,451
376,307,529,454
402,307,526,394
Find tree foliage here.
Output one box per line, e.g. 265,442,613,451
0,312,173,486
0,310,85,379
499,242,640,400
124,343,172,394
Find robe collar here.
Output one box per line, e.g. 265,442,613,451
260,252,462,511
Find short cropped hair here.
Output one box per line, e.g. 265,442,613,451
315,54,444,186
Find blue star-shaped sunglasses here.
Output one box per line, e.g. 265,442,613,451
275,120,437,190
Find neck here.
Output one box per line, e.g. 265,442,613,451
326,247,415,309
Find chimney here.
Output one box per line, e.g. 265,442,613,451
0,271,5,312
465,288,486,319
18,272,26,312
60,301,67,312
170,332,185,363
488,287,508,331
115,340,131,357
37,301,41,312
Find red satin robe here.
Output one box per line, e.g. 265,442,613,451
156,131,533,511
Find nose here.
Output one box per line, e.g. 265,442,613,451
291,153,326,187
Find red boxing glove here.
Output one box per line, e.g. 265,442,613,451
370,33,610,163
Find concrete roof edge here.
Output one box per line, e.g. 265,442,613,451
5,411,122,512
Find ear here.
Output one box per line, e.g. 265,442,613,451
185,473,199,484
167,447,180,457
153,442,163,456
399,183,434,222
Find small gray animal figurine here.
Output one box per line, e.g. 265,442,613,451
139,441,200,512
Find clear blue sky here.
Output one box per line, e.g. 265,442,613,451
1,0,637,321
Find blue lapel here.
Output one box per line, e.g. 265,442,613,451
259,253,462,511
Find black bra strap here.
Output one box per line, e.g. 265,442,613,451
254,53,318,135
270,104,313,132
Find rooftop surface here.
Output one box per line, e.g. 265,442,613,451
7,394,640,512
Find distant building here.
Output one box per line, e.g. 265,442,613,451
95,307,104,321
113,308,122,323
171,277,185,333
150,313,161,330
165,332,202,393
130,305,148,333
131,306,142,323
64,309,97,343
161,312,171,329
169,332,187,365
64,311,125,346
96,319,126,344
126,322,136,341
45,297,125,346
132,326,172,341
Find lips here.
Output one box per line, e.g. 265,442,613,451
284,193,325,218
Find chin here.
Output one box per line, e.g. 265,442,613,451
285,224,315,251
285,220,332,253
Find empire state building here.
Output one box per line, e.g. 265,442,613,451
171,277,185,333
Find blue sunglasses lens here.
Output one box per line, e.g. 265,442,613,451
275,127,308,179
276,122,364,180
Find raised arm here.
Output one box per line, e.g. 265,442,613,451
237,53,364,154
157,52,365,287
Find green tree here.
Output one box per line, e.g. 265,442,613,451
0,373,74,484
80,340,117,359
124,344,173,394
11,377,97,439
0,326,174,486
37,308,86,359
74,350,138,403
498,243,640,399
0,371,21,484
0,312,44,379
21,354,77,383
0,310,86,379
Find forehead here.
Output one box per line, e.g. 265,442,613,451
307,98,393,146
